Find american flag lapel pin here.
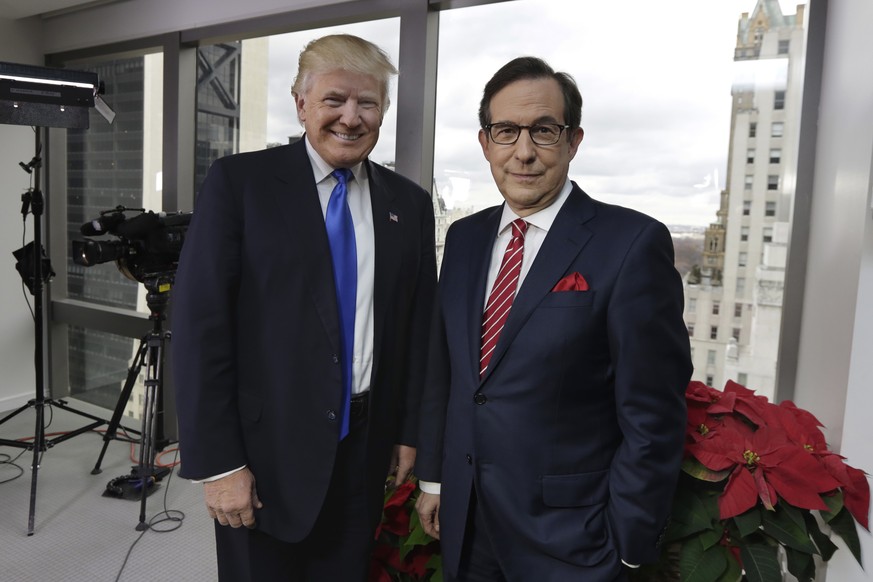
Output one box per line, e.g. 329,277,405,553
388,211,399,223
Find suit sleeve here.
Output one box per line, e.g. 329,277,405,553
605,220,692,565
395,185,439,446
171,158,247,480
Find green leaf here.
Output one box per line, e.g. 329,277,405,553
426,553,443,581
683,457,732,482
760,505,817,554
804,512,838,561
714,545,743,582
699,526,724,550
821,490,845,523
733,506,763,538
668,487,719,541
739,542,781,582
828,507,863,565
680,536,728,582
785,546,816,582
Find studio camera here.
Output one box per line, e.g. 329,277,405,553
72,206,191,283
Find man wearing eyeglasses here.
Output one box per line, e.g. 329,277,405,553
416,56,692,581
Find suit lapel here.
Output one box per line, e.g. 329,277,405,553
367,161,402,382
480,186,597,383
270,140,341,353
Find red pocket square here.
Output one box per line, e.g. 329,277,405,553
552,272,589,292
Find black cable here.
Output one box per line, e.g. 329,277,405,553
0,451,26,484
114,448,185,582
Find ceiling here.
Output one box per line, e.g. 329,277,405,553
0,0,110,20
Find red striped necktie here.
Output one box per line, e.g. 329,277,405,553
480,218,528,377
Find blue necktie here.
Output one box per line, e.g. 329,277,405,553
325,168,356,439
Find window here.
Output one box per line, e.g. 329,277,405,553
739,252,748,267
749,122,757,138
747,149,755,164
765,201,776,217
737,277,746,293
734,303,743,318
768,175,779,190
772,122,784,137
688,324,695,337
778,39,790,55
741,226,750,241
712,302,720,315
706,374,715,386
744,175,753,190
710,326,718,340
774,90,785,110
763,227,774,243
738,372,748,385
687,298,697,313
770,148,781,164
707,350,716,365
743,200,751,215
732,328,741,341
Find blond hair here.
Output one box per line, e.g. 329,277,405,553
292,34,397,111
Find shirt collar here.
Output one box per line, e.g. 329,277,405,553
303,135,366,184
498,178,573,235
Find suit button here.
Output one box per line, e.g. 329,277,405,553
332,354,339,364
465,454,472,465
473,392,487,405
327,410,337,421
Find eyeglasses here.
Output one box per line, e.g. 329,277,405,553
484,122,571,146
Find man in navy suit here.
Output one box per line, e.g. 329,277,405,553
415,57,692,581
172,34,437,581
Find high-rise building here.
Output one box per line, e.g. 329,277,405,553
684,0,806,401
66,41,268,419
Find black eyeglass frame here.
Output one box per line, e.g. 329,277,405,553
483,122,573,145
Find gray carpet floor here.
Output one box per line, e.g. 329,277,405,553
0,399,217,582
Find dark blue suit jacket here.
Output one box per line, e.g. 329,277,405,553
171,139,437,543
417,184,692,580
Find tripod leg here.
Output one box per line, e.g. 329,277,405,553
136,334,163,531
92,338,147,475
27,400,45,536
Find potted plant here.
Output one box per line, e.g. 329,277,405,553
632,380,870,582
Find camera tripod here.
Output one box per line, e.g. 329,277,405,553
91,274,174,531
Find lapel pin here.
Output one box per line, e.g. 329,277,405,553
388,212,399,223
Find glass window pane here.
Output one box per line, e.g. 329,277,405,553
195,19,401,195
434,0,806,400
67,53,164,316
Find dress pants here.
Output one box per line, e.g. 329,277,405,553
213,401,372,582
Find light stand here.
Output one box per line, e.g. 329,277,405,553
0,61,112,535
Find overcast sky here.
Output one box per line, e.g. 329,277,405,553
266,0,799,227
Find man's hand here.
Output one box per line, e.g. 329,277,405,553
203,467,263,528
389,444,416,486
415,491,441,540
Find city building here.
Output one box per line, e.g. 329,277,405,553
684,0,805,401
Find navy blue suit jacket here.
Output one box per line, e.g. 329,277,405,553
171,139,437,543
417,184,692,580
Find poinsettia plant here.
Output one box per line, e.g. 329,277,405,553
633,380,870,582
369,475,443,582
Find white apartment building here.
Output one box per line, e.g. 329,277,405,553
684,0,806,401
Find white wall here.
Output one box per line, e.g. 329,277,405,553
791,0,873,579
0,17,47,410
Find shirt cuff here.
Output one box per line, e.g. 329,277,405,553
621,560,640,568
418,480,441,495
192,465,246,484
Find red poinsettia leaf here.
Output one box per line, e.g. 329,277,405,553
720,466,760,519
367,560,394,582
841,464,871,530
686,381,722,404
753,466,777,510
779,400,825,429
384,480,416,510
689,438,741,472
708,390,737,415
